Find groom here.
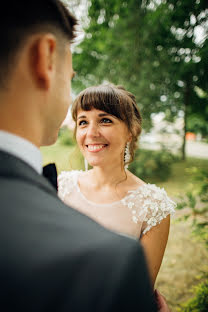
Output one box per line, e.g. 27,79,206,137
0,1,168,311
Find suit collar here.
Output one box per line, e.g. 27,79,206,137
0,151,57,197
0,130,42,174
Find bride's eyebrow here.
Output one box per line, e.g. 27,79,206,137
98,113,118,120
77,113,116,120
98,113,110,117
98,113,116,118
77,115,87,119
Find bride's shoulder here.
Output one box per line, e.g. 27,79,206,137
127,171,171,200
140,183,176,234
124,176,176,234
130,179,175,204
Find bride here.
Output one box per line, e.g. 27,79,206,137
58,84,176,285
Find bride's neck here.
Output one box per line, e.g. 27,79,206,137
89,165,127,188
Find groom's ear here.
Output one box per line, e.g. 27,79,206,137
31,34,57,90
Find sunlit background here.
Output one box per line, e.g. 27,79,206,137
41,1,208,311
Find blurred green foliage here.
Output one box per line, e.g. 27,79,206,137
58,126,75,146
177,169,208,311
197,169,208,203
177,169,208,248
178,279,208,312
129,148,176,182
72,0,208,159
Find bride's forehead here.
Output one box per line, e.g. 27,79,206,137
77,108,108,116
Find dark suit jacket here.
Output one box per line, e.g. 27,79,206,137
0,151,157,311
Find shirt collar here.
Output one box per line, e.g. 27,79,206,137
0,130,42,174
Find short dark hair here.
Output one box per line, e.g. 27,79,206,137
0,0,77,88
72,84,142,166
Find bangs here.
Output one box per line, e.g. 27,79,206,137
72,85,129,122
72,83,142,166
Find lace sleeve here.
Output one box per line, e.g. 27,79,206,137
141,184,176,235
58,170,79,201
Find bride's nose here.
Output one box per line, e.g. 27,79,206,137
86,122,100,137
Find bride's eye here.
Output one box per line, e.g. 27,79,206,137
100,118,112,124
78,120,87,126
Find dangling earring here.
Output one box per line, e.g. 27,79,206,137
124,142,131,169
84,158,88,171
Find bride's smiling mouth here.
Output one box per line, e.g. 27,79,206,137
85,144,108,152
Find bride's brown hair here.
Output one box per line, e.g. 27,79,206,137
71,84,142,167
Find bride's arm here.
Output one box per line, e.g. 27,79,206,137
140,215,170,286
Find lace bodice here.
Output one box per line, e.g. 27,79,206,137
58,170,176,238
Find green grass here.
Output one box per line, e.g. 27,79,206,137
156,157,208,197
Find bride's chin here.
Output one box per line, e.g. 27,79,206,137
85,155,109,168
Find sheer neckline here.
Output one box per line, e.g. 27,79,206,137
75,171,147,207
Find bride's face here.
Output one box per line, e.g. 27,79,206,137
76,108,131,168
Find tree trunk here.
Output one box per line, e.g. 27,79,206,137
182,80,190,160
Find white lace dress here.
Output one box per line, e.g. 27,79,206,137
58,170,176,239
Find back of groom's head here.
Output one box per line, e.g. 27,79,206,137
0,0,77,89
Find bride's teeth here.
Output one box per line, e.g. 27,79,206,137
88,145,105,151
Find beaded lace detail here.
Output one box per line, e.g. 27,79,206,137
58,170,81,201
121,183,176,234
58,170,176,235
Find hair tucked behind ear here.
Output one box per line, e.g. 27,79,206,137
72,83,142,167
